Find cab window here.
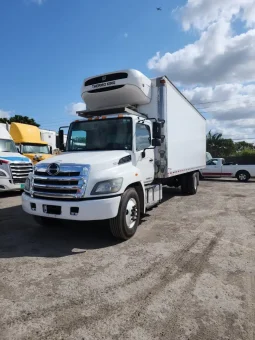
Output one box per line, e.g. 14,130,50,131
136,124,151,151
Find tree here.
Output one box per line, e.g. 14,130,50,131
235,141,255,153
206,131,235,157
0,115,40,127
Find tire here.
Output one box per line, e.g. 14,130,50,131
187,172,198,195
181,175,189,194
199,171,204,180
109,188,140,240
196,172,200,186
33,216,60,227
236,170,250,182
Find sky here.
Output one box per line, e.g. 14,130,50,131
0,0,255,141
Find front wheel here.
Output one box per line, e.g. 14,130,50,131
236,170,250,182
109,188,140,240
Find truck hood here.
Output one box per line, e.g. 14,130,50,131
37,150,131,171
24,153,52,164
0,152,31,163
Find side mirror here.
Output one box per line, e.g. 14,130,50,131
58,129,64,151
49,146,52,154
152,138,161,147
153,122,162,139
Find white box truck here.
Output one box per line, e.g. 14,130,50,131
22,69,206,239
0,124,33,192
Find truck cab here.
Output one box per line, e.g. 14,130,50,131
10,123,53,164
0,124,33,191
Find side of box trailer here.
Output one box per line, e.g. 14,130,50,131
164,79,206,177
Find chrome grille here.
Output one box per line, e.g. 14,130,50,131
10,162,33,184
31,163,90,200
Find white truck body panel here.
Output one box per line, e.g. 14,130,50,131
40,129,56,150
139,77,206,178
201,158,255,179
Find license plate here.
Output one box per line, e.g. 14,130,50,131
20,184,25,189
43,205,61,215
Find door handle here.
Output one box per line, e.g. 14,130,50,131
149,159,153,162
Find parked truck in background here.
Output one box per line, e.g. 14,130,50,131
10,123,53,164
22,69,206,240
200,157,255,182
40,129,57,151
0,124,33,192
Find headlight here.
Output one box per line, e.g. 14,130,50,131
24,178,30,192
0,170,6,177
91,178,123,195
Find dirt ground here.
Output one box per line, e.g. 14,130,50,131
0,180,254,340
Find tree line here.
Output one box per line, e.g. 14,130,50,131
0,115,40,127
207,131,255,157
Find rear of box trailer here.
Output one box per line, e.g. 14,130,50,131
164,78,206,177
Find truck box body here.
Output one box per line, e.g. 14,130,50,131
40,129,57,150
138,77,206,178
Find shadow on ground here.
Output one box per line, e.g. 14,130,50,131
0,187,181,259
0,204,121,258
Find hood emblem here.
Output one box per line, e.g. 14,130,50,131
47,163,60,176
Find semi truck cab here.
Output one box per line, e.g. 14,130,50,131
0,124,33,191
10,123,53,164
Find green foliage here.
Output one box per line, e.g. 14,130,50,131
236,148,255,156
0,115,40,127
207,131,255,157
206,131,235,157
235,141,255,152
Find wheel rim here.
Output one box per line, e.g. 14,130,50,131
239,173,246,181
125,198,138,229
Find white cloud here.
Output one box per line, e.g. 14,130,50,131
183,83,255,141
147,0,255,140
178,0,255,31
65,102,86,116
0,109,12,119
124,33,128,38
148,20,255,86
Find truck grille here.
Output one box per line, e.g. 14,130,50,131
31,163,90,200
10,162,33,184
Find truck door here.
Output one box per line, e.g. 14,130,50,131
201,158,222,177
135,123,154,184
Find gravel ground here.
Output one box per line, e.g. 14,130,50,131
0,180,254,340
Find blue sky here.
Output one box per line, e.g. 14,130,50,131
0,0,189,131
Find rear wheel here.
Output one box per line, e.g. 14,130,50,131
236,170,250,182
109,188,140,240
187,172,198,195
33,216,60,227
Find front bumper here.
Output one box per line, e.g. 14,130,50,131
0,178,24,192
22,193,121,221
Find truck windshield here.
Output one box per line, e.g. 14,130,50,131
0,139,18,153
22,144,50,154
67,118,132,151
